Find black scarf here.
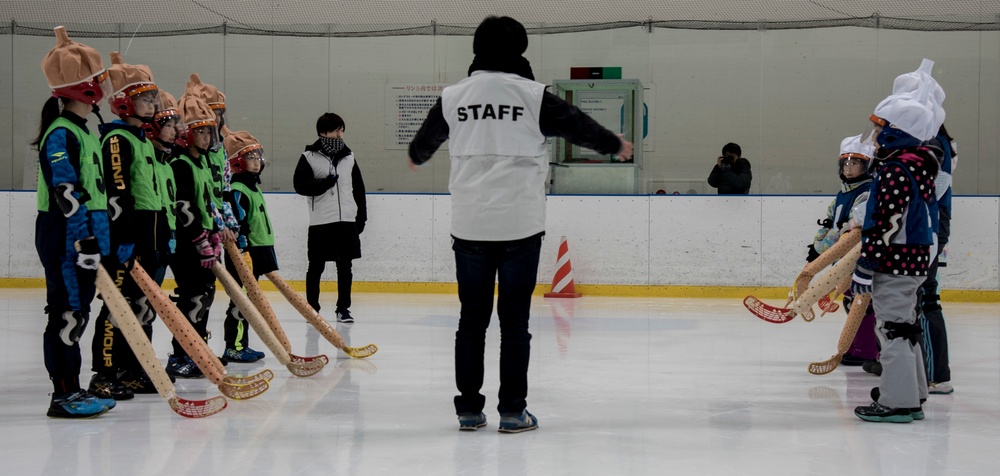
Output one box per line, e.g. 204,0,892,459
467,54,534,80
319,137,345,157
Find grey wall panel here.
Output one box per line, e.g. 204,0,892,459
267,36,328,192
112,35,225,102
759,28,877,194
222,34,274,188
327,36,437,193
647,29,763,193
0,34,12,190
0,28,997,194
976,32,999,195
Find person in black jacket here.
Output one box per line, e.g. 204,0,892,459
292,113,367,324
707,142,752,194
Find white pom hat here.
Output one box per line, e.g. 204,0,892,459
871,58,946,141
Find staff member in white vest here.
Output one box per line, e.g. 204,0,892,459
408,16,633,433
293,113,367,324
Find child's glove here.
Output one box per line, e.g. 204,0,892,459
116,243,135,265
805,244,820,263
850,267,874,296
210,232,223,259
75,238,101,270
193,231,216,269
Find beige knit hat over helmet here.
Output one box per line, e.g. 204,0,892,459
223,129,265,173
41,26,109,104
107,52,156,96
188,73,226,111
178,94,216,129
223,129,262,158
156,90,180,122
107,52,158,117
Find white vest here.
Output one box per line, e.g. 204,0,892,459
441,72,547,241
301,149,359,226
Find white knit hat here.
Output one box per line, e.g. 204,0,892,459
872,59,946,141
839,134,875,159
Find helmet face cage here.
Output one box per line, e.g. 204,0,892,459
152,109,180,136
185,123,217,150
154,115,179,142
860,115,886,149
229,145,265,174
838,153,869,178
110,84,158,119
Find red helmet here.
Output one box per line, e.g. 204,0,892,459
51,70,111,105
174,128,191,148
146,108,179,140
176,118,216,150
229,144,265,174
109,83,158,119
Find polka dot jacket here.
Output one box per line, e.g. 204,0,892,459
857,146,940,277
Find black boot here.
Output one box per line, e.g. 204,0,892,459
118,369,162,394
88,372,134,400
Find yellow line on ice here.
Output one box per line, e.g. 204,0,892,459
2,279,996,302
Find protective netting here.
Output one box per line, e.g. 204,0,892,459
2,1,999,37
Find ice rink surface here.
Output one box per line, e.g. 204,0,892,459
0,289,997,475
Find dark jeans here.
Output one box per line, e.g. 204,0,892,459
306,259,353,312
452,234,542,416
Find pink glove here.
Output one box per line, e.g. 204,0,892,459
193,231,216,269
209,232,223,259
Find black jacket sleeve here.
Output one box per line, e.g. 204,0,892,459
539,92,622,156
225,187,253,239
408,98,449,165
352,162,367,225
408,93,624,162
293,154,334,197
102,134,136,241
239,192,253,239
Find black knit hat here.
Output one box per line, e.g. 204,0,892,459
473,16,528,58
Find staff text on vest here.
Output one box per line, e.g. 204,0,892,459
457,104,524,122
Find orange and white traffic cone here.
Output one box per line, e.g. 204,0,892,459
544,236,582,298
